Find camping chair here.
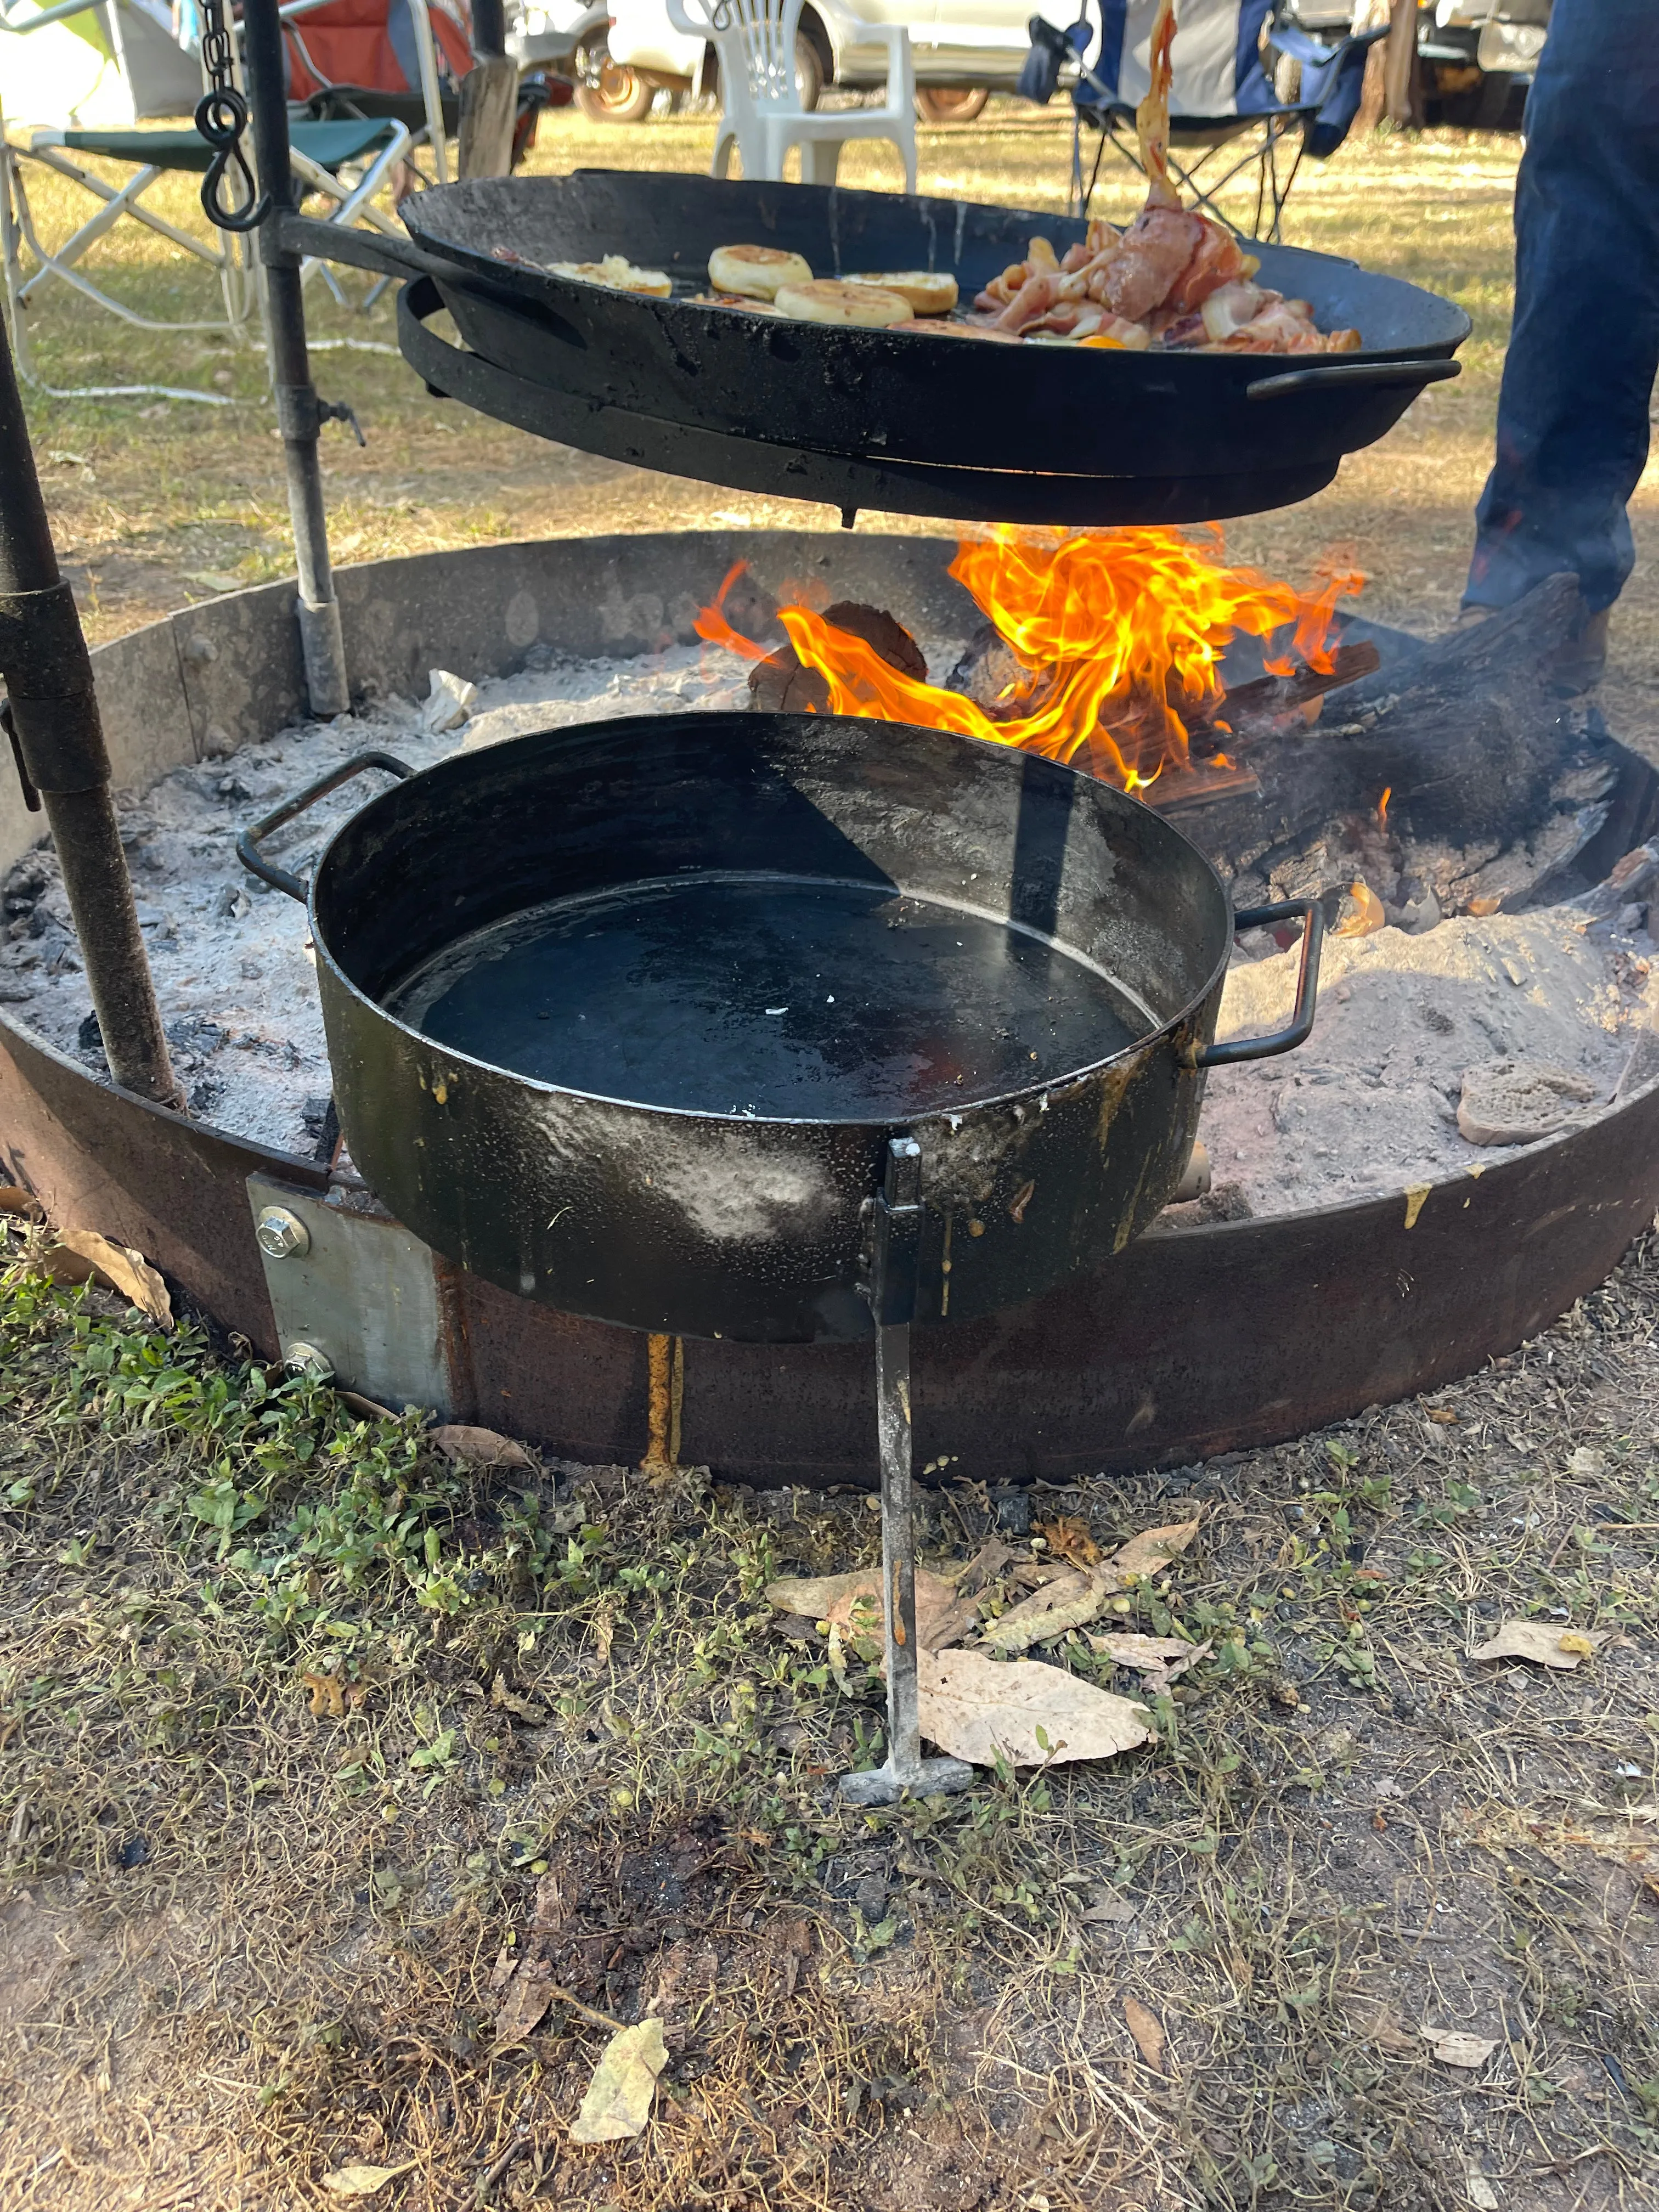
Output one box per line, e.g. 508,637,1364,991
279,0,471,185
665,0,917,192
1,109,410,396
1019,0,1384,241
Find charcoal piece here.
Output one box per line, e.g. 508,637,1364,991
945,620,1037,722
748,601,925,715
188,1077,225,1116
720,568,785,646
77,1009,103,1052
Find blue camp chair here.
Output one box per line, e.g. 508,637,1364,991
1019,0,1385,240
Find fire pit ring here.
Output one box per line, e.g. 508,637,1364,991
3,530,1657,1483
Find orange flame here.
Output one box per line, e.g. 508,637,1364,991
1378,785,1391,828
697,527,1363,794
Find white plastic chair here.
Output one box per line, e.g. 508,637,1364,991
665,0,916,193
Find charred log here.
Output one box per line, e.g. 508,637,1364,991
748,600,926,713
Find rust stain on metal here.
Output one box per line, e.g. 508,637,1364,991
1403,1183,1431,1230
640,1331,684,1477
891,1563,907,1645
1095,1052,1147,1148
1008,1178,1036,1224
940,1212,953,1317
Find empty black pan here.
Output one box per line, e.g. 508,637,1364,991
394,170,1468,523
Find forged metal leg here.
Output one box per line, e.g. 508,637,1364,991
838,1138,974,1808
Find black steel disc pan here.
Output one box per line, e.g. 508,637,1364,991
396,170,1468,523
244,713,1318,1344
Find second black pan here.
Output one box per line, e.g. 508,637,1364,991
400,171,1468,492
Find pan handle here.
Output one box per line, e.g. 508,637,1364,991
236,750,414,902
1245,358,1461,402
1189,898,1324,1068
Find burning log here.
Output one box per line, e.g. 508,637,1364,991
748,602,927,714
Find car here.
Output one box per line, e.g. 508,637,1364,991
590,0,1077,123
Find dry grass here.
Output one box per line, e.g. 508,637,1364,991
2,1217,1657,2212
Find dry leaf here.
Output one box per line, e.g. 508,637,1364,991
568,2017,668,2144
918,1646,1152,1769
38,1228,172,1325
302,1669,346,1719
1038,1515,1101,1567
978,1567,1102,1655
1080,1894,1137,1925
1087,1632,1211,1689
0,1184,42,1218
319,2163,415,2199
428,1423,532,1469
1469,1621,1611,1670
1465,2170,1500,2210
490,1671,550,1724
1426,1408,1458,1425
1421,2026,1499,2069
951,1538,1017,1594
768,1568,976,1653
1107,1516,1201,1583
337,1388,398,1422
494,1968,553,2048
1122,1995,1165,2070
1339,1995,1419,2057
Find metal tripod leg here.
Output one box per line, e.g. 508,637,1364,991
838,1137,975,1808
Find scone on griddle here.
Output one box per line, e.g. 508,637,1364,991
848,271,958,314
550,254,672,297
772,278,910,328
708,244,813,300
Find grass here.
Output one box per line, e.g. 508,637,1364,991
5,99,1659,2211
3,1211,1658,2210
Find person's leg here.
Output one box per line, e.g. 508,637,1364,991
1465,0,1659,619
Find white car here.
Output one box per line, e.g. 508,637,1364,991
594,0,1076,122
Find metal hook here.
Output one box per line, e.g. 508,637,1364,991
196,87,270,235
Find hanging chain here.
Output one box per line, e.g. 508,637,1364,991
196,0,270,233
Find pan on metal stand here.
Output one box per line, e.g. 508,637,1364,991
239,715,1325,1799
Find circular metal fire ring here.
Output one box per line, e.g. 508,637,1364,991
2,530,1656,1485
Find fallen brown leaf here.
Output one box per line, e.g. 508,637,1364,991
428,1423,532,1468
493,1967,554,2049
490,1671,550,1724
0,1183,42,1218
977,1567,1101,1655
1038,1515,1101,1568
319,2164,416,2199
1087,1631,1211,1689
302,1669,346,1719
1107,1515,1201,1583
950,1537,1017,1595
1421,2026,1499,2068
37,1228,172,1325
336,1388,398,1421
1079,1893,1137,1925
1122,1995,1166,2070
768,1568,977,1653
918,1646,1152,1769
1470,1621,1611,1670
568,2018,668,2143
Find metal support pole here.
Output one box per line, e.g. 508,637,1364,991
0,314,180,1108
241,0,350,717
839,1137,975,1808
459,0,519,179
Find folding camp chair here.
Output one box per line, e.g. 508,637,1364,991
1019,0,1384,241
280,0,472,185
1,110,410,397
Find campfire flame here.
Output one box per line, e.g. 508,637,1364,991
697,527,1362,794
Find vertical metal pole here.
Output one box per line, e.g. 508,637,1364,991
458,0,519,180
241,0,350,717
839,1137,974,1807
0,313,180,1108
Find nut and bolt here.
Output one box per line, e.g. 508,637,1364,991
283,1341,334,1379
256,1205,311,1260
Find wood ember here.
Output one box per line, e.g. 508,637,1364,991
748,602,926,713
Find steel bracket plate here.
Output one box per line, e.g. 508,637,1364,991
246,1172,451,1414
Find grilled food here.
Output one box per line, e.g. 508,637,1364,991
708,244,813,300
773,278,911,328
848,270,958,315
549,254,672,297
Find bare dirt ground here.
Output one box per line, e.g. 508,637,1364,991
4,102,1659,2212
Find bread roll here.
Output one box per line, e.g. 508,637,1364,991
848,271,958,314
708,244,812,300
550,255,671,298
772,279,910,328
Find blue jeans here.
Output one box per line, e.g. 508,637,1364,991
1465,0,1659,613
